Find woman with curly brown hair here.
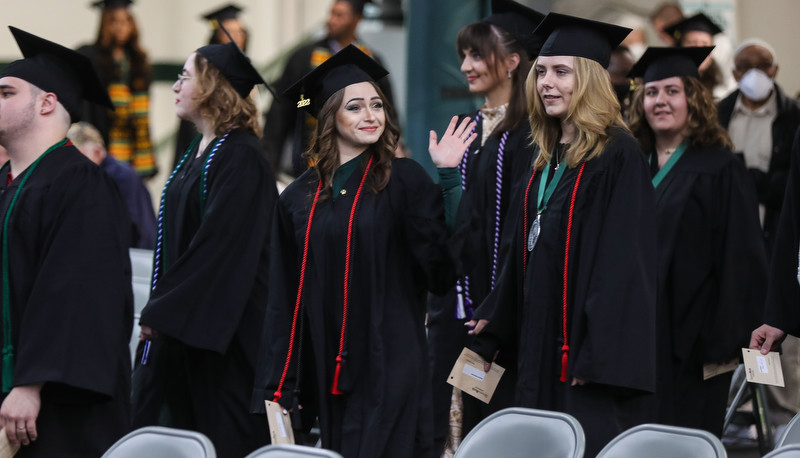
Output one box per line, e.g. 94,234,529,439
130,42,276,457
78,0,156,177
252,45,473,457
628,46,767,437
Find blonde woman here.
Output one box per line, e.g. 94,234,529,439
471,13,658,456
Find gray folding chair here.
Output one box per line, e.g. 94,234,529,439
765,444,800,457
244,444,343,458
454,407,585,458
596,423,726,458
775,410,800,448
101,426,215,458
128,248,153,365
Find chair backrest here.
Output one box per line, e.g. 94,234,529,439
128,248,153,365
596,423,726,458
453,407,585,458
244,444,344,458
765,444,800,457
776,410,800,448
102,426,215,458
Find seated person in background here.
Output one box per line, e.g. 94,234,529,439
69,121,156,249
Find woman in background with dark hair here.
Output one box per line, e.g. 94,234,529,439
426,0,543,453
628,46,767,436
254,45,473,458
131,41,276,457
78,0,155,178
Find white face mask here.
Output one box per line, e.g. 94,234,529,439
739,68,774,102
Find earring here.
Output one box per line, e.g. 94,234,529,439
507,70,512,79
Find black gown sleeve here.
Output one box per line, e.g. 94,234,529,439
394,159,459,295
570,139,657,392
702,154,767,362
14,162,132,400
764,128,800,334
141,142,277,354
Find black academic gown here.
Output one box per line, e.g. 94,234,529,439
426,115,535,451
254,157,458,458
650,144,767,436
132,129,276,457
0,145,132,457
764,128,800,334
472,129,657,457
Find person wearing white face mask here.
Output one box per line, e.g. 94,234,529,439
718,38,800,253
720,38,800,443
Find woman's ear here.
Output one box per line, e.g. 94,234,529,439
506,53,521,74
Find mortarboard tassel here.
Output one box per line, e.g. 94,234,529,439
331,355,344,395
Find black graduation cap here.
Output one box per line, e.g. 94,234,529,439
91,0,132,8
196,41,267,98
664,13,723,44
202,3,243,29
483,0,546,59
0,26,113,122
340,0,368,15
533,12,631,67
628,46,714,83
283,44,388,118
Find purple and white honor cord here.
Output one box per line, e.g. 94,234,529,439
455,111,508,320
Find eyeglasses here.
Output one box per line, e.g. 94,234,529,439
176,73,194,86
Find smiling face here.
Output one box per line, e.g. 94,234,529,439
535,55,575,121
172,53,200,122
460,47,501,95
335,81,385,155
643,76,688,137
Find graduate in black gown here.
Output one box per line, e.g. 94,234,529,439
252,45,474,458
0,27,133,456
628,47,767,436
470,14,658,456
751,131,800,351
130,41,275,457
426,1,543,452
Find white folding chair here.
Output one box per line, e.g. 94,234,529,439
244,444,343,458
102,426,215,458
765,443,800,457
128,248,153,365
454,407,585,458
596,423,726,458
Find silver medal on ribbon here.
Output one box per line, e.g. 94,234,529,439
527,214,541,252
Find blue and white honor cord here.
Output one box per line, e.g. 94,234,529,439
143,131,230,365
454,111,508,320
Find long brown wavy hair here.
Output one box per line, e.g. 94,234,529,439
456,22,531,137
306,81,399,200
628,76,732,152
192,53,261,138
94,6,151,91
528,56,628,170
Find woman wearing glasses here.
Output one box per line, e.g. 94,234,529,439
130,42,277,457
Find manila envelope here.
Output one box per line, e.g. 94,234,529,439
0,428,19,458
742,348,785,387
447,348,505,404
265,400,295,445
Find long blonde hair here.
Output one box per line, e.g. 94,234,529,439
528,56,628,170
